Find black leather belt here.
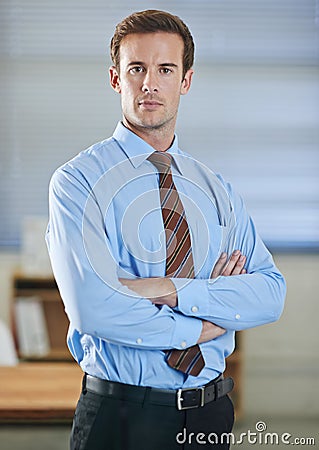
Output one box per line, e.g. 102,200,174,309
84,374,234,411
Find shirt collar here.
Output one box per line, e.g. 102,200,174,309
112,121,182,172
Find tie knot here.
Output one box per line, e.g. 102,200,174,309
148,151,172,173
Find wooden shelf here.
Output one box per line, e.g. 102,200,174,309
12,274,70,361
0,362,83,422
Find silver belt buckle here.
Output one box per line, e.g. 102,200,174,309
177,387,205,410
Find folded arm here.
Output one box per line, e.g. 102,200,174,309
120,250,246,308
120,184,286,332
120,251,246,341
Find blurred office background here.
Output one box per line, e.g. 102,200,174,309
0,0,318,448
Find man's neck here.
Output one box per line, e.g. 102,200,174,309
122,118,175,152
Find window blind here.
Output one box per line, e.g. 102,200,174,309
0,0,318,250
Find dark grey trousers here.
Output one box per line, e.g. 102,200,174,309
70,384,234,450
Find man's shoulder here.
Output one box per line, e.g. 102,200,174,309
60,136,118,170
54,136,122,177
48,135,126,195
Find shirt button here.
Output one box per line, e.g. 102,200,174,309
191,306,199,313
181,341,187,348
136,338,143,344
235,314,241,320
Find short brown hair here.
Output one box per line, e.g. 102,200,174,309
110,9,195,78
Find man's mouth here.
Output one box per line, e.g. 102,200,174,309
138,100,163,110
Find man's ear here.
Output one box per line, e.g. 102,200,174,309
109,66,121,93
180,69,194,95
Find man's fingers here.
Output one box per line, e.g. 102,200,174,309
222,250,240,276
221,251,246,276
211,250,247,278
211,252,227,278
230,254,246,275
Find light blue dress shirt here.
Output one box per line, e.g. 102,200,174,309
46,122,286,389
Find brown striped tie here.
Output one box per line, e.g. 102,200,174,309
148,151,205,376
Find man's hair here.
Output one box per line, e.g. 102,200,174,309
110,9,195,78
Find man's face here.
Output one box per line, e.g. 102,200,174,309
110,32,193,135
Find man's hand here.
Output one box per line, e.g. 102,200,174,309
119,277,177,308
197,320,226,343
211,250,246,278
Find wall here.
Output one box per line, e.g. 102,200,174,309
244,253,319,418
1,251,318,418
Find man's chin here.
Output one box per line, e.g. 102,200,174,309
123,114,175,134
135,116,172,131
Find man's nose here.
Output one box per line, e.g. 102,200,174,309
142,70,158,93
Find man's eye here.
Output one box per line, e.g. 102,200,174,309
130,67,143,74
160,68,172,74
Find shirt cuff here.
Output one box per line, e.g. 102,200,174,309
171,277,218,318
170,311,202,350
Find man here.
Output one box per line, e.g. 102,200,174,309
46,9,286,450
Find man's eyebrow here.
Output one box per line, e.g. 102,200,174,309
126,62,179,68
159,63,178,68
127,61,144,67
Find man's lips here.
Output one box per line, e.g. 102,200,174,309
138,100,163,109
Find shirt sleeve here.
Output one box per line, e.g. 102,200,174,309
46,167,202,350
172,179,286,331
